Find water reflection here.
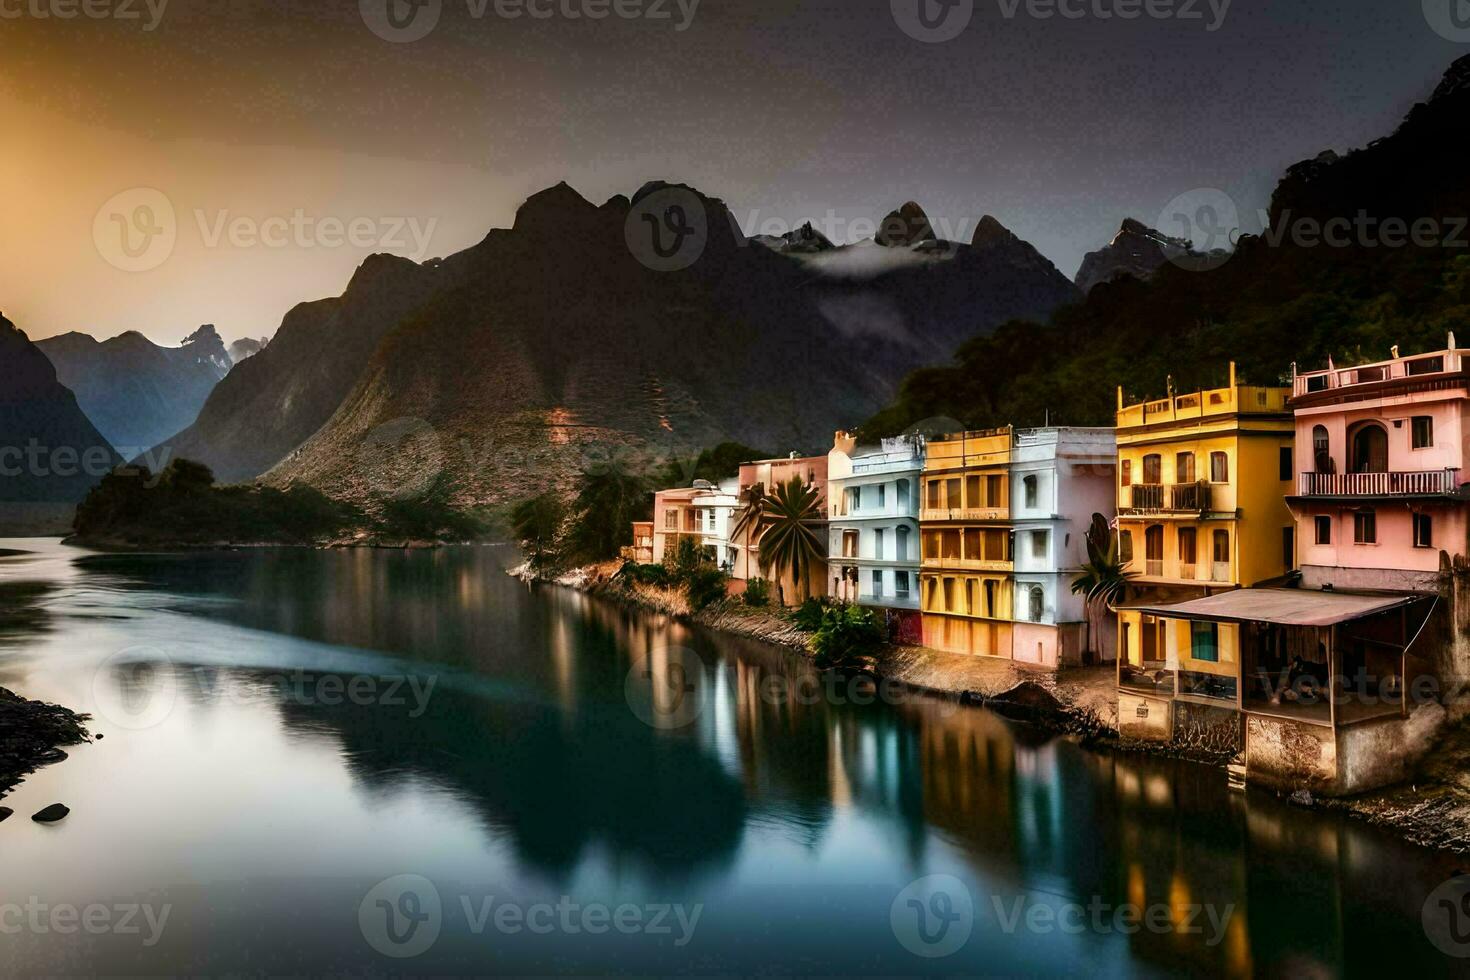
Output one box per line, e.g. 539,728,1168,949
3,541,1466,975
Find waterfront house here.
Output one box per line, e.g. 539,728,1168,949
1011,426,1119,667
1115,365,1296,738
828,431,924,638
918,428,1016,658
731,452,830,603
651,479,742,570
1287,341,1470,687
628,521,654,564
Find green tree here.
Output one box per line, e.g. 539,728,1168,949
565,462,651,563
809,603,885,670
511,493,566,573
754,476,827,606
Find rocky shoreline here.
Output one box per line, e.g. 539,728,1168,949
0,687,90,798
536,560,1470,856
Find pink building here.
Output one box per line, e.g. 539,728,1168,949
1290,342,1468,593
732,453,829,601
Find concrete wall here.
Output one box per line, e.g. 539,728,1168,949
1119,692,1172,741
1244,715,1336,793
1335,703,1447,795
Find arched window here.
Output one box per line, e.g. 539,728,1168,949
1312,425,1332,473
1029,586,1045,623
1349,422,1388,473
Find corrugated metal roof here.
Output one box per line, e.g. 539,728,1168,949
1122,588,1421,627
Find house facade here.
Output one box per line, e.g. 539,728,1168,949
651,479,741,570
731,453,830,603
918,428,1015,658
1115,365,1296,738
827,431,924,630
1010,427,1118,668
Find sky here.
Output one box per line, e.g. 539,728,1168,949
2,0,1466,347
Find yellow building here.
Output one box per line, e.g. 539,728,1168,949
919,428,1015,658
1115,364,1295,738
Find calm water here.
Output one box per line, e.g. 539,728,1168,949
0,538,1465,977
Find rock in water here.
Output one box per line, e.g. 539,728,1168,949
0,806,12,822
31,803,70,823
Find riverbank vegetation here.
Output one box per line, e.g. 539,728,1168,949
70,459,486,547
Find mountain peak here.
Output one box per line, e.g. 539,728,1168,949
971,214,1017,248
876,202,935,248
1433,54,1470,102
513,181,598,233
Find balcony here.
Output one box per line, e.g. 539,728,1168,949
921,556,1013,572
1296,469,1462,498
1122,482,1213,515
1293,349,1468,404
920,506,1009,522
1130,559,1233,584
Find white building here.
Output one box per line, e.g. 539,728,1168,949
651,478,742,571
827,431,924,611
1009,427,1118,667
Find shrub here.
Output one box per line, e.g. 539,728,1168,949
665,535,715,582
685,566,730,611
809,603,886,670
616,561,671,588
743,577,771,607
793,595,838,631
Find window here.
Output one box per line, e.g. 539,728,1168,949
847,486,861,512
1209,452,1229,483
896,525,910,561
986,475,1004,506
942,578,955,612
1024,475,1038,508
1190,621,1219,663
1119,531,1134,563
1282,526,1294,570
1212,529,1230,563
664,509,678,530
1413,416,1435,449
874,528,885,560
1279,446,1293,481
897,479,910,510
1315,515,1331,545
983,580,997,618
964,476,979,507
872,570,883,597
1407,356,1445,376
926,480,941,509
1312,425,1331,473
1414,513,1434,548
948,479,963,509
1178,527,1197,565
1175,452,1196,483
1354,509,1377,544
1143,454,1162,484
895,571,910,597
1031,530,1048,558
842,529,859,558
1029,586,1044,623
1121,459,1132,487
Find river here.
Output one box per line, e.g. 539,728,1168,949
0,539,1465,976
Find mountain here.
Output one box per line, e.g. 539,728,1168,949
227,337,269,363
0,313,121,530
147,254,441,484
1073,218,1189,294
37,324,231,453
876,201,936,247
864,55,1470,437
750,221,835,254
156,180,1075,506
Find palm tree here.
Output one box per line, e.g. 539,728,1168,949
1071,512,1135,662
754,476,827,606
728,481,766,577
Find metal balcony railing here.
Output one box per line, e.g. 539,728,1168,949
1296,469,1461,497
